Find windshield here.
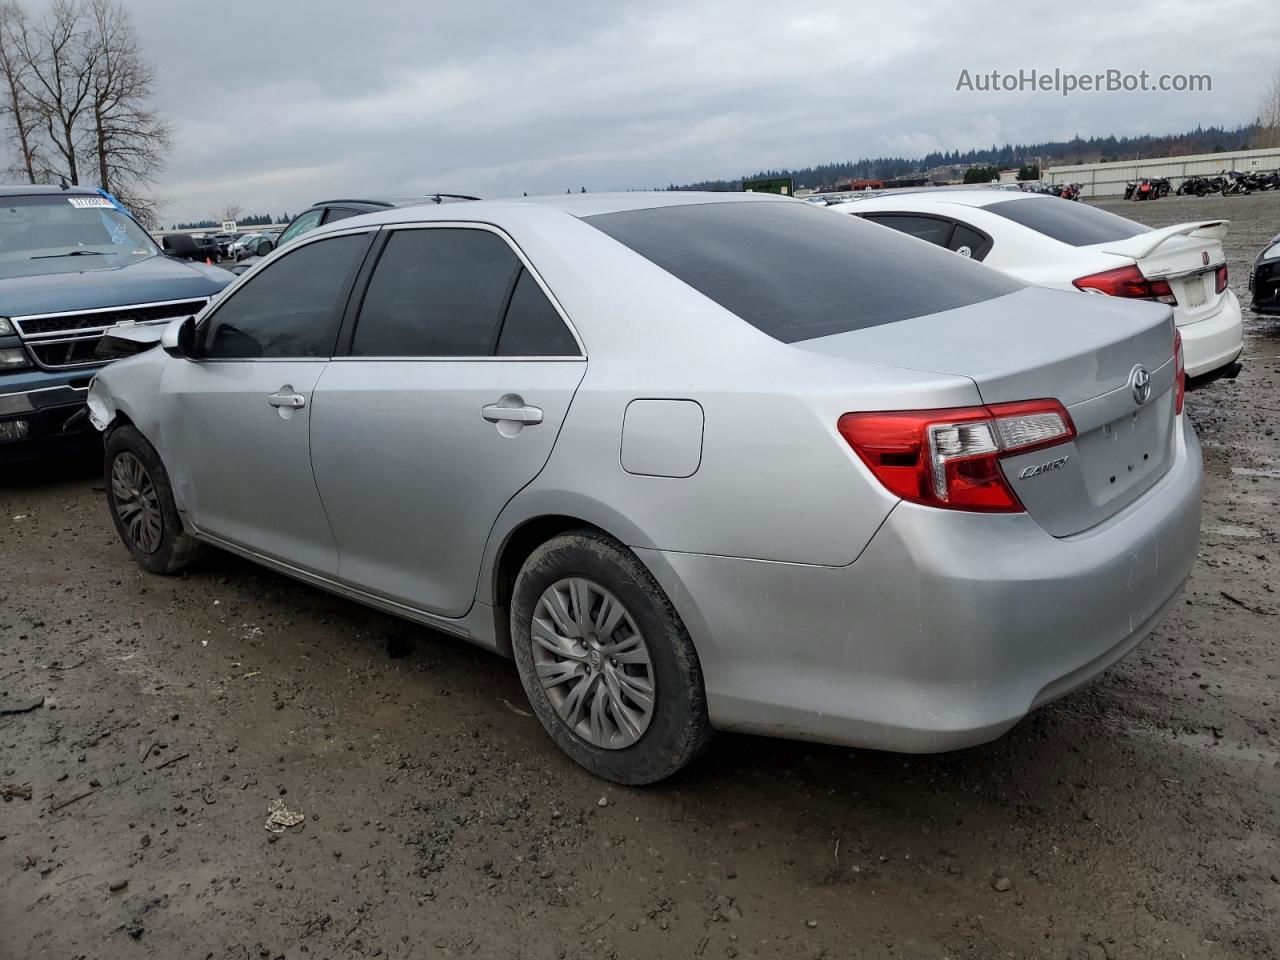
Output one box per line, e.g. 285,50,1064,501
0,193,160,280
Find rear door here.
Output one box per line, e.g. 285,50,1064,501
309,224,586,617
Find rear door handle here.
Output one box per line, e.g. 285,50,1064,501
482,396,542,425
267,389,306,409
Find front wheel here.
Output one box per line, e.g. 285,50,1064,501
104,425,204,575
510,530,714,784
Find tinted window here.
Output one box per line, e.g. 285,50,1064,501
586,202,1021,343
985,197,1147,247
352,229,520,357
323,206,363,224
949,223,990,260
496,269,579,356
200,234,367,359
864,214,953,247
277,208,323,247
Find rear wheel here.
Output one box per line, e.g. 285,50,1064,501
510,530,713,784
105,425,204,575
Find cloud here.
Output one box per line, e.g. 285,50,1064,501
67,0,1276,222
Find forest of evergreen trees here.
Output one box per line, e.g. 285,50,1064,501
668,123,1266,192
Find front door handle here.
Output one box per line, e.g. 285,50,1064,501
267,389,306,409
482,396,542,425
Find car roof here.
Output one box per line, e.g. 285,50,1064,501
305,194,482,210
317,190,786,229
0,183,107,198
838,188,1048,210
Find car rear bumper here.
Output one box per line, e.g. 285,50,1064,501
1179,290,1243,378
0,370,100,463
637,417,1203,753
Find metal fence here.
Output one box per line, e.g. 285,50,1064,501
1046,147,1280,197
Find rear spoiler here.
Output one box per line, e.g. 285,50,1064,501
1101,220,1229,260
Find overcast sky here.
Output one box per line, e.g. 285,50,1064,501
109,0,1280,222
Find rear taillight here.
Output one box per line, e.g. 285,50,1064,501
1215,264,1228,294
838,399,1076,513
1174,329,1185,415
1074,264,1176,305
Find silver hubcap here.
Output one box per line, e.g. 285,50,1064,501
531,577,655,749
111,452,163,554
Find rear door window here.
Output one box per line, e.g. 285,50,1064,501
323,206,364,224
863,214,954,247
351,228,521,357
496,269,579,356
586,201,1021,343
984,197,1147,247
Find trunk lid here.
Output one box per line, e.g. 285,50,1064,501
1093,220,1229,327
799,285,1178,536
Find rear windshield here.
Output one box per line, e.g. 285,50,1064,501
985,196,1147,247
584,201,1021,343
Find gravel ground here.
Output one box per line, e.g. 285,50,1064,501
2,192,1278,960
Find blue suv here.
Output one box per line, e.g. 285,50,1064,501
1,185,234,461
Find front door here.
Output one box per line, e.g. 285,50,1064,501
309,226,586,617
162,231,373,575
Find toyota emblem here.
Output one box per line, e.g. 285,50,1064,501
1129,365,1152,405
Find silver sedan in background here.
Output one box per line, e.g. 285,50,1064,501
86,192,1202,783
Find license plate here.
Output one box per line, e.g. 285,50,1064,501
1182,275,1207,308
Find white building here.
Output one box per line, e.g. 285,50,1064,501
1046,146,1280,198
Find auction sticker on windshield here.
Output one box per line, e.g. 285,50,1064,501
67,196,114,209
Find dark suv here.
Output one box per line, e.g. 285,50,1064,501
229,194,479,274
0,185,234,461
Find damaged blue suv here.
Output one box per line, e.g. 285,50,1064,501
0,184,233,461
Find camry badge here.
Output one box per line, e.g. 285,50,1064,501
1019,455,1070,480
1129,365,1152,405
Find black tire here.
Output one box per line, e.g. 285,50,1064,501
510,530,714,785
104,424,204,575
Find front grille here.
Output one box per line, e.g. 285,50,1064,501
13,299,208,370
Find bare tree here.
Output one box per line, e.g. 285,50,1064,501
14,0,97,184
1259,66,1280,149
83,0,169,226
218,202,244,224
0,1,42,182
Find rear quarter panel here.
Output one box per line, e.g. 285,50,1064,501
480,209,984,576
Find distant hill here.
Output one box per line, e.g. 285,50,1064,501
666,123,1266,192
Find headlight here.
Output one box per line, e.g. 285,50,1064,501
1264,241,1280,261
0,346,30,369
0,317,13,335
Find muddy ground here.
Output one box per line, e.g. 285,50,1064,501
2,193,1278,960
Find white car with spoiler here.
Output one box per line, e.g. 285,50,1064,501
837,190,1243,378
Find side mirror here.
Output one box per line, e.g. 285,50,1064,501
162,234,198,259
255,238,274,256
161,315,197,358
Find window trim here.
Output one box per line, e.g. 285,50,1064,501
333,220,586,362
858,211,994,262
191,226,377,363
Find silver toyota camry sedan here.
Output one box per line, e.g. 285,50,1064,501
87,192,1202,784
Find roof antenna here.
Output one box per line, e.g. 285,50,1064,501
59,176,69,190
